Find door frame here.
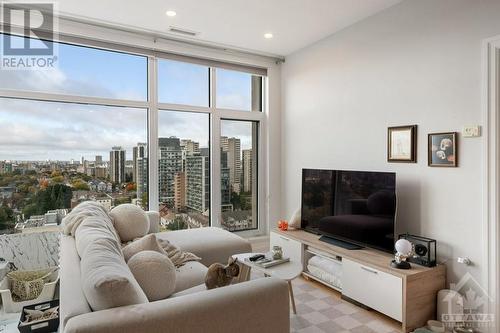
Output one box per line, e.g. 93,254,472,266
483,35,500,332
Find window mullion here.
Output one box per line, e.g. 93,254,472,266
209,67,222,227
148,56,159,212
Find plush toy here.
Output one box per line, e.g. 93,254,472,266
205,257,240,290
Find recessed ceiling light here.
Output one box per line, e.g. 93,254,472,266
264,33,273,39
166,10,177,17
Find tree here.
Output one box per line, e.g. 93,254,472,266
51,175,64,183
126,183,136,192
141,192,149,209
72,179,90,191
167,216,186,231
23,184,72,218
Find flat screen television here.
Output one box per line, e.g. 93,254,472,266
301,169,396,253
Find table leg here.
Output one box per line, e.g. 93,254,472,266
288,280,297,314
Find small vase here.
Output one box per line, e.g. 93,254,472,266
272,246,283,260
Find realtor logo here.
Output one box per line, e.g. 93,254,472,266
1,1,58,70
442,272,495,329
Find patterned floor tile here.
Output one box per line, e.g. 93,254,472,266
334,315,363,330
305,299,331,311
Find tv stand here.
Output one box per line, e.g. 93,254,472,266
319,235,363,250
270,229,445,333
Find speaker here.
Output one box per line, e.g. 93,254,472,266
398,234,436,267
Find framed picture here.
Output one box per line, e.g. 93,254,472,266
387,125,417,162
428,132,457,167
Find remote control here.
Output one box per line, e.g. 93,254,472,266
249,254,265,262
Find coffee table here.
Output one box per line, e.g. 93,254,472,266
232,253,302,314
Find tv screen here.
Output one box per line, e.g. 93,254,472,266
301,169,396,253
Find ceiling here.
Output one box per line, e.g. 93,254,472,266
58,0,402,57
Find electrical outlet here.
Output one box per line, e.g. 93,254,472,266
463,125,481,138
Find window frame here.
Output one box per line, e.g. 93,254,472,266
0,31,268,237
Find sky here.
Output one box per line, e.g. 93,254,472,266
0,34,258,162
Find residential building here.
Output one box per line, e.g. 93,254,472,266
158,137,182,206
186,148,210,213
242,149,253,193
173,172,186,212
109,146,125,184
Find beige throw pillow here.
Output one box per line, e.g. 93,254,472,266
81,238,148,311
122,234,167,262
128,251,176,301
110,204,149,242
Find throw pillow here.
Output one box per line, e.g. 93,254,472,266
109,204,150,242
122,234,167,262
81,238,148,311
128,251,176,301
288,207,301,229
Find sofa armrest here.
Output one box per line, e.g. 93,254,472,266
64,278,290,333
146,211,160,234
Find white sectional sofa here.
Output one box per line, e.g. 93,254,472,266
60,206,290,333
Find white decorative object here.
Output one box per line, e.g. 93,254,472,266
109,204,149,242
0,270,59,313
391,238,413,269
288,207,301,229
128,251,176,301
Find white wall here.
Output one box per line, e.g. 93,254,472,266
281,0,500,285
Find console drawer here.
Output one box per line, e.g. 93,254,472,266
270,231,303,265
342,258,402,321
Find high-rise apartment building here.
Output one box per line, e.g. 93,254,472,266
174,172,186,212
95,155,103,165
134,143,148,203
220,149,232,211
180,139,200,155
186,148,209,213
242,149,253,193
158,137,182,206
109,146,125,184
226,137,241,194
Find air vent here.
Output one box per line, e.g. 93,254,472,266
168,26,199,37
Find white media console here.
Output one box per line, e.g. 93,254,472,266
270,229,445,332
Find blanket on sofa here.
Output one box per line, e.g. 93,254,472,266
157,238,201,267
61,201,112,236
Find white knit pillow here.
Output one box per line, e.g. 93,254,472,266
110,204,150,242
81,238,148,311
122,234,166,262
128,251,176,301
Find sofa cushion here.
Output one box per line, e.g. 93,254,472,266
170,283,207,298
60,236,91,330
156,227,252,267
122,234,166,262
75,216,122,258
128,251,176,301
81,237,148,311
174,261,208,293
110,204,149,242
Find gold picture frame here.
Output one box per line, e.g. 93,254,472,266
387,125,417,163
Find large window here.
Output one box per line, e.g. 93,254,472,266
0,32,266,238
157,111,210,231
0,97,147,234
0,35,148,100
220,120,258,231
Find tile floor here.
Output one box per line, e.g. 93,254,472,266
288,276,401,333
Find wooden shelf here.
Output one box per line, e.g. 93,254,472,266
273,228,446,332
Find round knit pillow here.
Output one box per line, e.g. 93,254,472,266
128,251,176,301
109,204,149,242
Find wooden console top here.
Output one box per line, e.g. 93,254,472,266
273,228,444,279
